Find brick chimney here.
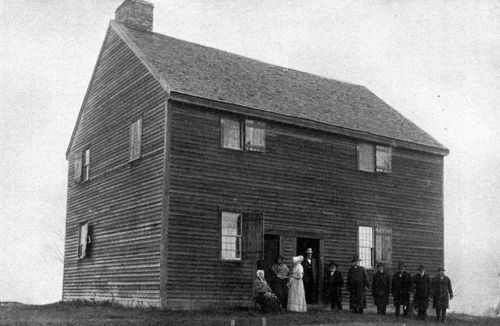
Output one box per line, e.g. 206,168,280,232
115,0,154,32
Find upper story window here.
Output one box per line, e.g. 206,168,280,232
221,117,265,152
357,143,392,173
129,117,142,161
74,147,91,183
221,212,242,260
78,221,91,259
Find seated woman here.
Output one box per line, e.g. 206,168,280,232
253,269,281,313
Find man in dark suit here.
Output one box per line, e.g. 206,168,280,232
392,261,413,317
413,265,431,320
302,247,318,304
325,261,344,311
431,267,453,323
372,262,391,315
347,254,369,313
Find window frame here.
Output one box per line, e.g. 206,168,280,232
358,225,375,269
81,147,91,182
129,117,143,162
77,221,90,259
220,212,243,261
220,117,265,152
357,142,392,174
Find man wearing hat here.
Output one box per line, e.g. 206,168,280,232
302,248,318,304
412,265,431,320
325,261,344,311
346,254,369,313
431,267,453,323
391,262,412,317
372,262,391,315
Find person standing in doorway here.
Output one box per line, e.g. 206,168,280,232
372,262,391,315
325,261,344,311
392,262,413,317
302,247,318,304
412,265,431,320
431,267,453,323
346,255,369,313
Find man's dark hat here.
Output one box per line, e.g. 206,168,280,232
351,255,361,262
437,266,445,272
329,261,338,267
418,265,425,271
397,261,405,268
376,262,385,268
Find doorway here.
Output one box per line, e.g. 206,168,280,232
263,234,280,283
297,237,321,304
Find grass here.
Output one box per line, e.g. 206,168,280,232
0,302,498,326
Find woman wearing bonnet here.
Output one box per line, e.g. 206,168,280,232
253,269,280,313
287,255,307,312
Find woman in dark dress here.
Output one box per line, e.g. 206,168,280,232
271,255,289,308
253,269,280,313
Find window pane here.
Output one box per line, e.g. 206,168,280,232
245,120,265,151
221,212,242,260
357,143,374,172
84,149,90,165
221,118,241,149
358,226,373,268
376,146,391,173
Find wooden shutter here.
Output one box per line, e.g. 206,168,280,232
221,118,242,149
357,143,375,172
130,118,142,161
375,227,392,265
74,151,82,182
242,212,264,260
245,120,265,152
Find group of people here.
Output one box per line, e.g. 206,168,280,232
253,250,454,323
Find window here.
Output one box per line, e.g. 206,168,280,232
245,120,265,152
358,226,393,268
130,118,142,161
221,117,265,152
78,221,91,259
74,147,90,182
357,143,391,173
358,226,374,268
221,118,242,150
221,212,242,260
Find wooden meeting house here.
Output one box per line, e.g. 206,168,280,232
62,0,449,309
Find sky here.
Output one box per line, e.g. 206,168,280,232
1,0,499,316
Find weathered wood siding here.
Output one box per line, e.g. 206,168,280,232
63,28,165,306
165,101,444,309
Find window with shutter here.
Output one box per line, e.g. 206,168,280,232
130,118,142,161
245,120,265,152
376,146,392,173
78,221,90,259
357,143,375,172
221,118,242,150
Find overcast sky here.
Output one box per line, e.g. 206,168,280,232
1,0,499,315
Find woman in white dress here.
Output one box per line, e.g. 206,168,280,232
287,255,307,312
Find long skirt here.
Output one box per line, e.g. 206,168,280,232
288,278,307,312
256,293,280,313
272,277,288,308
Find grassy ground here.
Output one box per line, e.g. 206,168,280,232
0,302,498,326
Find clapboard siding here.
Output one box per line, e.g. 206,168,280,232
62,28,165,307
165,101,444,308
